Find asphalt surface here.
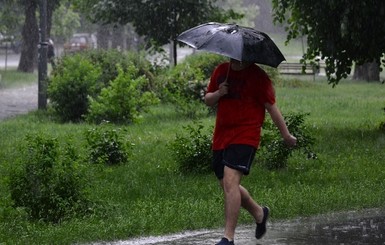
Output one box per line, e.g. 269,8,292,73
88,208,385,245
0,83,38,121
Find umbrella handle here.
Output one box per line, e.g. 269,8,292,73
224,61,231,83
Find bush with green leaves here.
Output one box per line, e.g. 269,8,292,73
159,61,206,108
85,123,132,165
82,49,157,90
49,50,157,123
162,53,226,100
86,66,159,124
8,133,90,223
169,121,212,174
160,62,208,119
48,54,102,122
182,53,228,78
257,112,317,170
155,53,226,118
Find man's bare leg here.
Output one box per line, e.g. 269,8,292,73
219,170,265,240
221,167,243,241
239,185,270,239
239,185,264,223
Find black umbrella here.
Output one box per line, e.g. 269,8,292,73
177,22,285,68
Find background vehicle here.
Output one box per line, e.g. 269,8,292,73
63,33,97,53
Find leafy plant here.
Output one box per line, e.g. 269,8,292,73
169,121,213,174
85,123,132,165
83,49,157,90
182,53,229,78
86,65,159,124
157,55,217,118
48,54,102,122
8,133,90,223
258,112,317,170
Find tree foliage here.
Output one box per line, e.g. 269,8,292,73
90,0,238,44
0,0,24,35
51,1,81,44
220,0,259,28
272,0,385,85
80,0,241,65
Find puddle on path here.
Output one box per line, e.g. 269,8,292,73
89,208,385,245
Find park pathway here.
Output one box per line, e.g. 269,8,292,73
89,208,385,245
0,83,38,121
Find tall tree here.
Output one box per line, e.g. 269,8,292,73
80,0,241,65
17,0,61,72
272,0,385,85
18,0,39,72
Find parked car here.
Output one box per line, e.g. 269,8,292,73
0,32,21,53
63,33,97,53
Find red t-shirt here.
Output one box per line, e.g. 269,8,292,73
207,62,276,150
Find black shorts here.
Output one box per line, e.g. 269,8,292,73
212,144,256,179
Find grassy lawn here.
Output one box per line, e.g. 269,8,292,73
0,77,385,244
0,69,38,88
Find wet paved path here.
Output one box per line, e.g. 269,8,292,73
91,208,385,245
0,83,37,121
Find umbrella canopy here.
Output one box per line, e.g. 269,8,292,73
177,22,285,68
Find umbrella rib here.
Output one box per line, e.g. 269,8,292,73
177,22,286,67
194,32,219,49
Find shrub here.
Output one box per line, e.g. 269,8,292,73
86,65,159,124
48,54,102,122
257,112,317,170
169,121,212,174
160,53,226,101
159,62,205,100
157,56,214,118
85,123,132,165
8,133,90,223
160,62,208,119
182,53,228,78
49,50,157,123
82,49,157,90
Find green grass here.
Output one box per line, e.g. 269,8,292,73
1,79,385,244
0,69,37,88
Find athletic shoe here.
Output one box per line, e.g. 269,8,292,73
255,206,270,239
215,237,234,245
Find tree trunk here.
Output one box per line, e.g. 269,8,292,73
353,61,380,82
18,1,39,73
46,1,57,37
